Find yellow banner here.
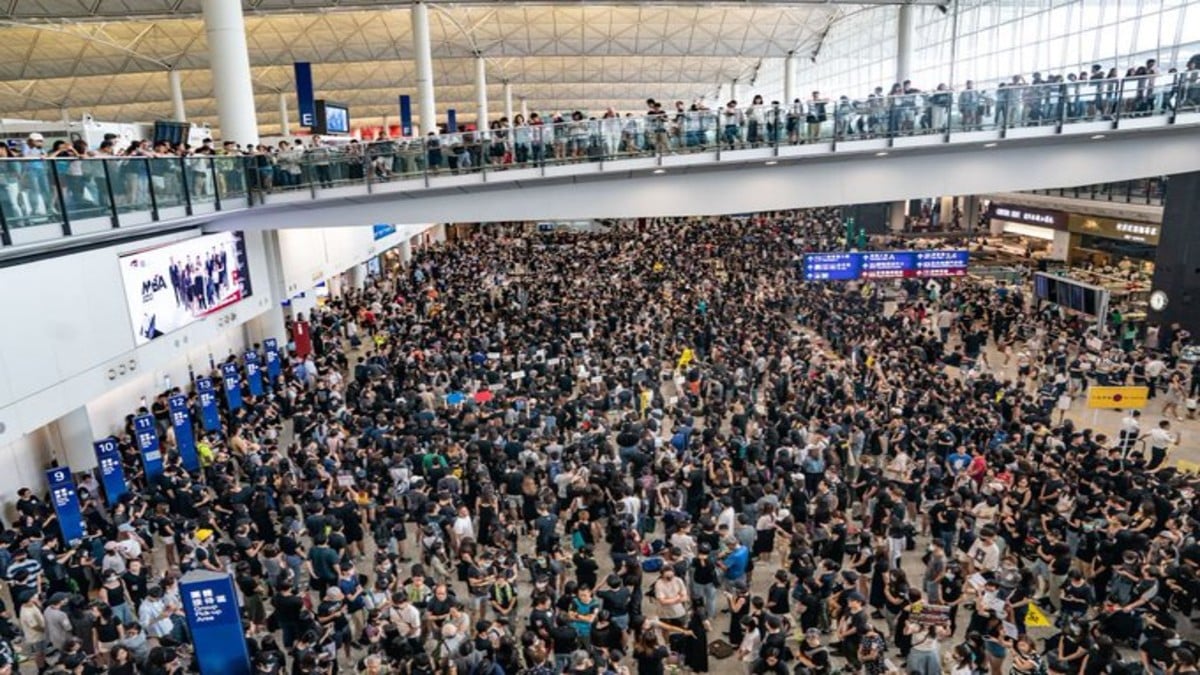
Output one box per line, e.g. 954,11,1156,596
1086,386,1149,409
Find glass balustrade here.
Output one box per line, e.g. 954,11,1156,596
0,71,1194,247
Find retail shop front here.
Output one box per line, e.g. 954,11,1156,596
982,202,1071,264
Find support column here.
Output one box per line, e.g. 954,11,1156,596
169,68,187,123
896,3,915,84
474,54,489,129
730,78,740,103
348,264,368,290
1151,171,1200,336
202,0,258,146
279,91,291,137
888,201,907,233
412,1,438,135
244,229,288,347
962,195,981,233
52,407,97,471
503,81,514,124
938,196,954,227
520,96,528,120
783,52,797,104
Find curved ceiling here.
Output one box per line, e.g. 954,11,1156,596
0,1,933,135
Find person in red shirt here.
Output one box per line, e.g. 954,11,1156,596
966,447,988,487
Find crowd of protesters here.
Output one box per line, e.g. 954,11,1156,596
3,211,1200,675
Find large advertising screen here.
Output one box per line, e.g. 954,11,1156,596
802,249,969,281
120,232,253,345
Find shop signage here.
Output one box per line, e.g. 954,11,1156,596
1068,214,1160,245
988,203,1068,230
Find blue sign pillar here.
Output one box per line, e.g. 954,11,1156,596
221,362,243,411
134,414,164,483
265,338,283,381
196,377,222,432
447,108,457,133
180,570,252,675
47,467,84,544
93,438,127,505
169,395,200,473
245,351,264,397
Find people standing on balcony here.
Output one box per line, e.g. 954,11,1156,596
806,91,827,143
307,135,334,188
721,100,743,149
746,95,765,147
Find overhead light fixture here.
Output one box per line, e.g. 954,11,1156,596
765,160,778,166
652,168,666,174
1091,134,1106,139
875,151,889,157
983,142,997,148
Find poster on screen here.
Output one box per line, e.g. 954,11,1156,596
119,232,253,346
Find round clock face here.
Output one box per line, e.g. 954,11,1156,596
1150,290,1168,311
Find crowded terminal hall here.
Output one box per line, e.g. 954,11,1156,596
5,1,1200,674
4,211,1200,675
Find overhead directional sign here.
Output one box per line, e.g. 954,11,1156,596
802,250,969,281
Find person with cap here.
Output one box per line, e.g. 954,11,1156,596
43,592,73,654
21,132,50,217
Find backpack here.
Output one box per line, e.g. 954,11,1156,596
641,557,664,573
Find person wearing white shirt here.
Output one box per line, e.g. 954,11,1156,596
138,587,178,640
1144,419,1179,469
716,498,736,535
450,505,476,552
1119,410,1142,453
965,527,1002,574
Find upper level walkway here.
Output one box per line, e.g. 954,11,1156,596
2,73,1199,251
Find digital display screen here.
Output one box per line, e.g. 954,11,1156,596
325,104,349,134
802,250,969,281
1033,272,1104,316
119,232,253,345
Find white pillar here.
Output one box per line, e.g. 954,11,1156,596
730,78,740,103
279,91,291,137
896,3,915,84
244,229,289,346
474,55,489,129
412,1,438,135
520,96,528,120
503,81,514,123
52,407,97,471
783,52,797,103
59,107,70,125
202,0,258,146
169,69,187,123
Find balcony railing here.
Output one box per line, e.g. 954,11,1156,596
1,71,1197,248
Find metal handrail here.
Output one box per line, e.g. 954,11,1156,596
0,72,1194,246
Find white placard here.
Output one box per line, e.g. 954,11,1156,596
511,370,526,380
